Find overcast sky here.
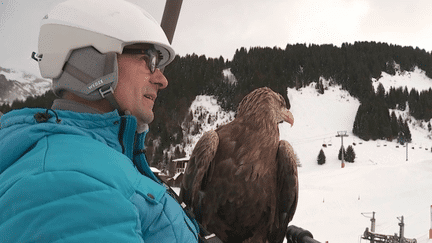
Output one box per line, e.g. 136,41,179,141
1,0,432,77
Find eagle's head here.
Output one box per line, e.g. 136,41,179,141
237,87,294,126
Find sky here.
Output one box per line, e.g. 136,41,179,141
1,0,432,77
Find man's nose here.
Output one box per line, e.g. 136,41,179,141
150,68,168,90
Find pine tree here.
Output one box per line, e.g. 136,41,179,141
317,149,326,165
390,111,399,139
353,98,392,141
338,146,346,160
397,115,405,144
167,153,176,177
376,82,385,100
315,80,324,94
402,121,412,142
345,145,356,163
173,146,182,159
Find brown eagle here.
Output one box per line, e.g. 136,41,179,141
179,87,299,243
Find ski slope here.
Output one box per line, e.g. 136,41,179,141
176,69,432,243
372,66,432,93
281,84,432,243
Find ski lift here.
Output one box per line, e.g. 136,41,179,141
322,139,327,148
376,141,381,147
396,145,399,148
383,141,387,147
327,138,332,146
352,138,356,146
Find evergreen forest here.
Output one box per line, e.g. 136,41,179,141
1,41,432,166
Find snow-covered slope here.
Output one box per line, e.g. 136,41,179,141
0,67,51,105
181,95,235,157
178,68,432,243
372,66,432,93
282,84,432,243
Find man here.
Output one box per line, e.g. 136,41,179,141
0,0,200,242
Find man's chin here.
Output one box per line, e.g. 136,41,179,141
137,112,154,125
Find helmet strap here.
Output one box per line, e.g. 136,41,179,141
98,86,124,116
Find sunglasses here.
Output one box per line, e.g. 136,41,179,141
122,46,161,73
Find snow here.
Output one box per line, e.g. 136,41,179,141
150,167,161,173
181,95,235,157
281,83,360,150
172,172,183,180
222,68,238,85
372,66,432,93
177,69,432,243
282,80,432,243
0,68,51,105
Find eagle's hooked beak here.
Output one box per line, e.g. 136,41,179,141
281,108,294,127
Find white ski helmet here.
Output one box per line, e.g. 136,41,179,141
34,0,175,102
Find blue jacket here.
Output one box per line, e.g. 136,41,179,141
0,108,199,242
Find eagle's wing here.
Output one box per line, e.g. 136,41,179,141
179,130,219,215
269,140,299,242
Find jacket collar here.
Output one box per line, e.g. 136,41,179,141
48,99,157,181
51,99,150,134
0,108,148,174
51,99,103,114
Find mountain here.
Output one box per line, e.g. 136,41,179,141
0,67,51,105
176,69,432,243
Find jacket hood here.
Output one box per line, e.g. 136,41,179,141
0,108,144,174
